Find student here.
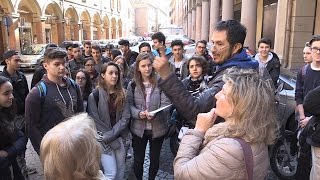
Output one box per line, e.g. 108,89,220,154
92,45,106,73
87,62,130,180
113,55,130,89
68,44,84,79
25,48,84,154
118,39,138,66
111,49,122,61
0,76,27,180
168,40,189,80
103,44,114,62
75,69,93,110
0,50,35,176
254,37,281,87
127,53,171,180
151,32,173,59
83,41,92,58
84,57,99,87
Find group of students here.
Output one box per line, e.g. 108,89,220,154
2,19,319,180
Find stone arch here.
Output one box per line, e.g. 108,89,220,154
65,6,79,41
103,16,110,39
0,0,14,13
110,17,116,39
92,12,102,40
17,0,42,47
43,2,63,44
80,9,91,40
117,19,122,38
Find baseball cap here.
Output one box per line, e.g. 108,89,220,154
3,50,19,60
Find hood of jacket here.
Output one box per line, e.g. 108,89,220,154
214,49,259,74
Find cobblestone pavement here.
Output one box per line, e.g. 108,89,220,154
26,139,280,180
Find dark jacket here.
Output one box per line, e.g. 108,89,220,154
31,65,46,88
0,67,29,116
304,85,320,147
158,49,259,123
124,50,139,66
25,75,84,154
68,58,84,79
254,52,281,87
0,107,26,180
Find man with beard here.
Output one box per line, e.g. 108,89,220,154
153,20,259,124
118,39,138,66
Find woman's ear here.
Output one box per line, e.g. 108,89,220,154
100,73,105,79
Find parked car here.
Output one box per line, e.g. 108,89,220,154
19,43,58,70
165,35,194,47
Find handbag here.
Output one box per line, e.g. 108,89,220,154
233,138,253,180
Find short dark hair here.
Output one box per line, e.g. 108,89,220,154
258,37,272,48
65,43,73,50
309,35,320,46
187,55,208,75
43,48,67,63
215,20,247,52
151,32,166,44
196,40,207,47
91,45,102,53
118,39,129,46
111,49,122,60
139,42,151,52
71,43,80,49
83,41,91,46
171,40,184,48
105,44,114,50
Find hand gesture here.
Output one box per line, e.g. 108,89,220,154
145,111,155,120
194,108,217,133
153,56,171,80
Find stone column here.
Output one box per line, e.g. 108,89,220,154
56,21,64,44
241,0,257,50
209,0,220,37
195,2,202,41
187,11,192,38
222,0,233,20
9,14,19,50
191,7,196,40
73,24,79,41
201,0,210,41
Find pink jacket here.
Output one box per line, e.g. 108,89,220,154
174,123,269,180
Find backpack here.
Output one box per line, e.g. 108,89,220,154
92,81,136,107
36,78,78,103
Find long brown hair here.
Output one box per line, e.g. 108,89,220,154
133,53,157,93
98,62,126,110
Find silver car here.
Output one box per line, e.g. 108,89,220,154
19,44,58,70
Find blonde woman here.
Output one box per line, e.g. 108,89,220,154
174,68,279,179
87,62,130,180
40,113,106,180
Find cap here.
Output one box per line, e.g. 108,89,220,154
3,50,19,60
105,44,114,50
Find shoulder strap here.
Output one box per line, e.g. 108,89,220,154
93,88,99,107
68,78,78,89
233,138,253,180
36,81,47,97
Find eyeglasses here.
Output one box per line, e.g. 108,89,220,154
76,77,86,81
311,47,320,53
197,46,206,49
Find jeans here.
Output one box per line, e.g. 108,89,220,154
100,138,126,180
132,131,165,180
